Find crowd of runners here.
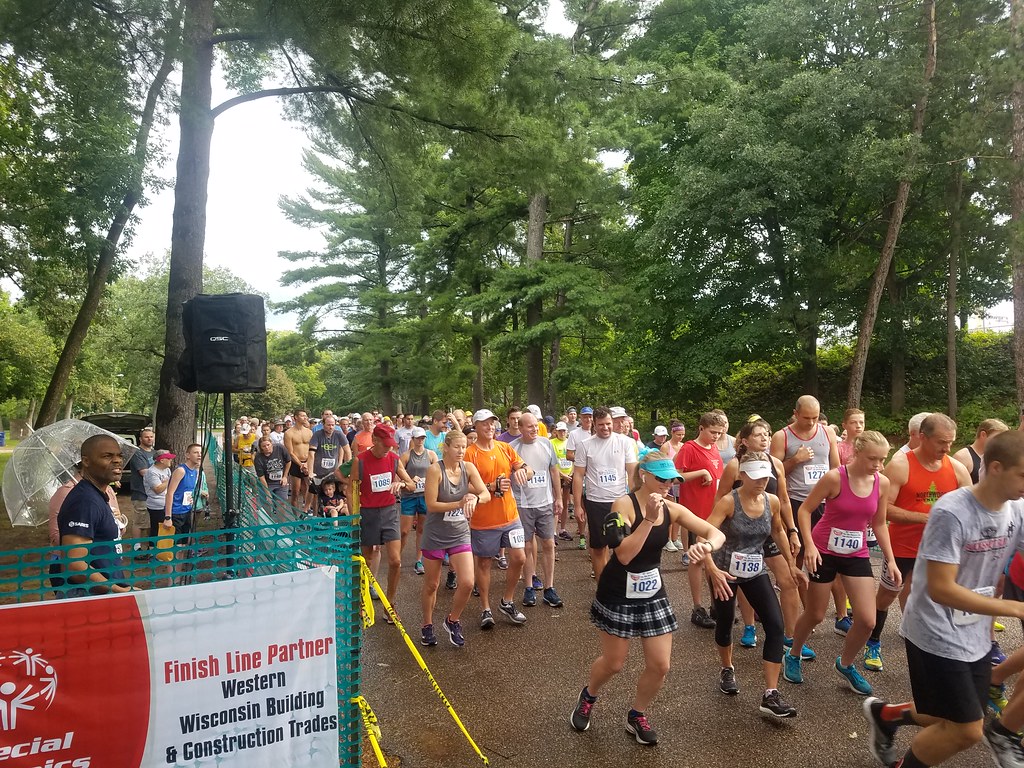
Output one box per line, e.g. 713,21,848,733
232,400,1024,767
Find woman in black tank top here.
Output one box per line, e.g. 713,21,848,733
714,417,804,655
571,451,726,746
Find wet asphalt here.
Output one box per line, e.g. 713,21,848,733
359,540,1016,768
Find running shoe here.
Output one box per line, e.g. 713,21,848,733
992,640,1008,666
862,697,899,766
445,570,457,590
834,615,853,636
984,719,1024,768
990,683,1009,715
782,652,802,684
673,538,684,550
531,574,543,590
570,688,595,732
996,620,1007,632
740,625,757,648
691,606,716,629
443,552,450,566
864,639,883,671
414,560,425,575
578,536,587,550
835,657,872,695
558,530,573,541
420,624,437,647
719,666,739,695
495,555,509,570
681,552,690,568
663,540,678,553
760,689,798,718
498,599,527,624
783,636,816,660
472,585,480,597
480,609,495,630
626,711,658,745
523,587,537,607
543,587,564,608
443,615,465,647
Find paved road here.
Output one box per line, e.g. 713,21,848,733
361,541,1015,767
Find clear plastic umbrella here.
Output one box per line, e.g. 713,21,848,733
2,419,137,527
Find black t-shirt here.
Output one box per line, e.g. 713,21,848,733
308,429,348,478
128,448,155,499
57,479,120,577
254,444,289,486
596,494,670,604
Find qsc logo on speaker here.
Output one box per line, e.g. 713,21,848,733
208,336,231,342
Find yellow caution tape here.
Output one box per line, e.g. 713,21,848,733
353,555,489,765
352,695,386,766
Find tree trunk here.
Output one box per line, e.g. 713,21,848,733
63,397,73,420
887,263,907,415
799,300,819,396
471,277,484,409
946,168,964,418
27,398,37,426
525,192,547,407
511,309,522,407
546,212,573,415
847,0,937,409
156,0,214,455
35,5,181,427
1012,0,1024,409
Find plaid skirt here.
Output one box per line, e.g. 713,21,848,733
590,595,678,639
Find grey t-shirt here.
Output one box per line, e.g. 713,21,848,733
509,437,557,509
900,487,1024,662
420,460,471,551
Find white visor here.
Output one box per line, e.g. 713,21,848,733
740,460,772,480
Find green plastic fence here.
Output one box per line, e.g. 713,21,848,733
0,435,362,766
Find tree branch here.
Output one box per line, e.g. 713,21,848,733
209,31,265,45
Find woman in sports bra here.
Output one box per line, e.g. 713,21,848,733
421,430,489,649
705,451,803,719
783,431,898,697
570,450,725,746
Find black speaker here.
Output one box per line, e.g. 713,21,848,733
177,293,268,393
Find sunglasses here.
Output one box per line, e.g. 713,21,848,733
652,475,676,483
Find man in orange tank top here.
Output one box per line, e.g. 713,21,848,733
863,414,971,672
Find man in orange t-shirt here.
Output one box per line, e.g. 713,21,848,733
464,409,533,629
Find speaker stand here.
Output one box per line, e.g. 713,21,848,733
222,391,237,577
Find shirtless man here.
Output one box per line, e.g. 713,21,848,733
285,409,313,507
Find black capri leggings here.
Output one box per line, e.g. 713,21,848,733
713,573,784,663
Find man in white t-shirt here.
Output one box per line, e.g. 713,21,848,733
573,406,638,580
863,430,1024,768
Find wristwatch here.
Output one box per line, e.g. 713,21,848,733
788,528,799,535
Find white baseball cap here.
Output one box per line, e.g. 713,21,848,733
653,425,668,436
555,421,568,431
610,406,627,419
526,404,543,420
473,409,499,424
411,427,427,438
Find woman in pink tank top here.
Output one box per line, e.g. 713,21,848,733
781,431,900,696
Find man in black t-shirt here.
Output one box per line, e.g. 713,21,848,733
254,437,292,504
306,415,349,511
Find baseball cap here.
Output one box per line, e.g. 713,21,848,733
411,426,427,438
580,406,594,415
156,450,175,461
610,406,627,419
239,423,251,434
555,421,568,431
473,409,499,423
373,423,398,447
526,404,543,420
653,425,668,437
739,456,772,480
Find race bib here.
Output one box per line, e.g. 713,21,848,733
444,508,465,521
953,586,996,626
626,567,663,599
370,472,392,493
182,491,194,507
597,468,619,487
803,463,828,485
320,457,336,470
268,470,283,481
828,527,864,555
559,459,572,470
729,551,763,578
528,471,548,488
507,527,526,549
415,477,426,493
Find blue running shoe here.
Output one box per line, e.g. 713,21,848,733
991,640,1008,666
531,574,543,590
834,615,853,636
783,636,816,661
864,639,883,671
522,587,537,607
783,652,803,684
740,625,757,648
835,657,872,695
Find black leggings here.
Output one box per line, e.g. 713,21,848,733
713,573,784,663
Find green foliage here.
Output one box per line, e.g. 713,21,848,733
0,291,56,406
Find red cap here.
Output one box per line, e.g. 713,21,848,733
372,423,398,448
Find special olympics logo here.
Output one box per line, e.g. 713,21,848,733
0,648,58,731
